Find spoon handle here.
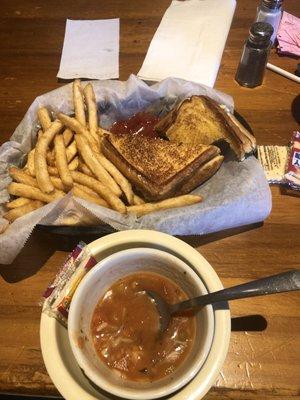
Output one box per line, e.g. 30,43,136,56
172,270,300,313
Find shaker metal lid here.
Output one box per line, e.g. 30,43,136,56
249,22,274,44
261,0,283,10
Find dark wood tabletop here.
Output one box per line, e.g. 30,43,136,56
0,0,299,399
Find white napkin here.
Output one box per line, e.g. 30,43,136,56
57,19,119,80
138,0,236,87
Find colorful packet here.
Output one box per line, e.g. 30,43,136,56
257,131,300,191
284,131,300,190
43,241,85,299
42,242,97,326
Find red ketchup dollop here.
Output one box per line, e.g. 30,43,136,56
110,112,160,138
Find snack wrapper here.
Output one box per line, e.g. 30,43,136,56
42,241,97,326
257,145,289,184
0,75,272,264
284,131,300,190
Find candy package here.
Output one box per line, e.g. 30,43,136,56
284,131,300,190
42,242,97,326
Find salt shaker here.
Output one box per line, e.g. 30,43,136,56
235,22,273,88
255,0,283,44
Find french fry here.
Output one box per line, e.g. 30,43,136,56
66,140,77,162
85,135,130,203
74,134,121,196
78,160,94,177
8,182,65,203
9,167,38,187
50,176,66,191
47,165,59,176
48,156,78,176
37,107,52,131
38,131,44,140
9,168,67,192
6,197,31,209
72,186,109,208
63,128,73,146
38,119,69,166
71,171,126,213
45,129,73,166
54,134,73,189
25,149,36,176
85,132,133,203
93,152,134,204
34,120,63,193
68,156,79,170
74,183,99,198
84,83,99,143
3,200,44,222
57,113,99,149
127,195,202,216
133,194,145,205
73,79,86,126
46,150,56,166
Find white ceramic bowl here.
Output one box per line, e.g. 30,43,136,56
68,248,215,400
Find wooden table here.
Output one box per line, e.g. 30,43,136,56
0,0,299,399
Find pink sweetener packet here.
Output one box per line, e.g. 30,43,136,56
42,242,97,326
277,12,300,57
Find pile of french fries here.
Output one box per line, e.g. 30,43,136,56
3,80,202,225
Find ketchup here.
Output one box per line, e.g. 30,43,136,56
110,112,160,138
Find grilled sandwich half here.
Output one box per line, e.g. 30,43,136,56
102,133,223,201
155,95,256,161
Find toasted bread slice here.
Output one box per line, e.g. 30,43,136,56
102,134,222,201
177,155,224,195
155,95,256,161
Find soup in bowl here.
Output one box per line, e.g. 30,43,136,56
68,248,214,399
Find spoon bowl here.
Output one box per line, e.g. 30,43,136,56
148,270,300,335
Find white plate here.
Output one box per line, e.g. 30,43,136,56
40,230,231,400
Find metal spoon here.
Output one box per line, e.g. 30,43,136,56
147,270,300,334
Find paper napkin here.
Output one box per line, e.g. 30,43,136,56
57,19,119,80
138,0,236,87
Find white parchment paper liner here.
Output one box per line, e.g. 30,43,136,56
0,75,271,264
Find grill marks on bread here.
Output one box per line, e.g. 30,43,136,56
155,95,256,161
113,135,216,185
102,133,221,201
